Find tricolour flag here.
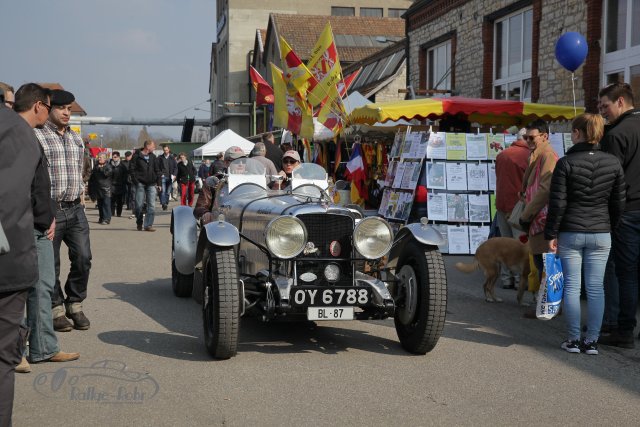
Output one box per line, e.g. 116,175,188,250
249,66,274,105
344,142,368,205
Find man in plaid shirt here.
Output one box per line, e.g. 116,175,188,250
34,89,92,332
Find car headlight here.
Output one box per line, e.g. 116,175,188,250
265,216,307,259
353,217,393,259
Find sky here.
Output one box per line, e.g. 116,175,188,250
0,0,216,141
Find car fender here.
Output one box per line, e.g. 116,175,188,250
386,222,444,269
203,219,240,247
171,206,197,275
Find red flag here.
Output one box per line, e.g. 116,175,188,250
249,66,274,105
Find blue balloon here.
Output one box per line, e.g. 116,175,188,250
555,32,588,72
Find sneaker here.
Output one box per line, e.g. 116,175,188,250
561,339,581,353
53,316,73,332
67,311,90,330
15,357,31,373
582,340,598,355
144,226,156,232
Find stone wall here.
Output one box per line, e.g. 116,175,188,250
408,0,587,108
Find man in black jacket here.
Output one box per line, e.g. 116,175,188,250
157,144,177,211
598,83,640,348
129,140,160,231
0,83,46,426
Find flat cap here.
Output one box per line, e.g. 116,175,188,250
50,89,75,106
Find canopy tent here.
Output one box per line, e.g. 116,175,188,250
348,97,584,128
192,129,255,157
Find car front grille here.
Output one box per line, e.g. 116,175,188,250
296,213,354,286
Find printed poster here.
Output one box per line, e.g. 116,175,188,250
427,192,447,221
447,193,468,222
445,163,468,191
400,132,413,159
468,194,491,223
378,188,391,216
466,134,488,160
563,133,573,153
384,161,398,187
400,162,416,189
392,162,406,189
487,134,505,160
446,133,467,161
447,225,470,254
466,163,488,192
413,131,429,159
394,192,413,221
427,132,447,159
469,226,490,253
426,162,446,190
549,133,565,158
384,191,400,218
504,134,517,149
390,132,404,158
488,163,496,191
432,224,449,253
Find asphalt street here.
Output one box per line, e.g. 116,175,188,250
13,200,640,426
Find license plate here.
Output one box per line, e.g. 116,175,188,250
291,287,371,307
308,306,354,321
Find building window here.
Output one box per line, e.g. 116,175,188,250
493,8,532,101
388,8,406,18
361,7,383,17
331,7,355,16
427,40,452,91
603,0,640,96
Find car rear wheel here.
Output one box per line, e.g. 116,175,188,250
171,248,194,297
394,239,447,354
202,245,239,359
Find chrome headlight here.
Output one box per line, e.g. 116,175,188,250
353,217,393,259
265,216,307,259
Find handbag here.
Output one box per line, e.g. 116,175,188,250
507,199,526,230
536,253,564,320
0,219,9,255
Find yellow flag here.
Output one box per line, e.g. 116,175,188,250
279,36,314,97
306,22,343,107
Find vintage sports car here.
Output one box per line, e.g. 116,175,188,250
170,158,447,359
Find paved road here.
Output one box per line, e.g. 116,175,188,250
13,201,640,426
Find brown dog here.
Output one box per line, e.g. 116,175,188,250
455,237,530,303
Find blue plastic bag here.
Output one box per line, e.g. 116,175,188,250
536,253,564,320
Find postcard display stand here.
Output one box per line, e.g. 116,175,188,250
378,128,426,234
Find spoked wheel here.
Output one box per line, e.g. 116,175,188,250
202,245,240,359
171,247,194,297
394,239,447,354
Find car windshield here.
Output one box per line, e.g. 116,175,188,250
227,158,267,194
290,163,329,198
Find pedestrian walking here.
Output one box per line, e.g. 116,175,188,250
176,152,197,206
129,140,160,231
157,144,177,211
109,151,128,217
34,89,93,332
89,152,113,225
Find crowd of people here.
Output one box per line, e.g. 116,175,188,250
494,82,640,356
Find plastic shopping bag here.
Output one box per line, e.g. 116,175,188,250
535,253,564,320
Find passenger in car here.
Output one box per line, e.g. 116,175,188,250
274,150,301,190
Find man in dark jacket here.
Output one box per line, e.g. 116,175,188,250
13,84,80,376
597,83,640,348
262,132,283,171
129,140,160,231
109,151,128,217
0,83,45,425
157,144,177,211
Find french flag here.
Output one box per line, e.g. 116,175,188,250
345,142,368,203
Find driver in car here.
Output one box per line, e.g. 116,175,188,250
193,146,246,224
273,150,301,190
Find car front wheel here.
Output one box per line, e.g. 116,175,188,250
202,244,239,359
394,239,447,354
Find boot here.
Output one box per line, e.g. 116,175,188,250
15,357,31,373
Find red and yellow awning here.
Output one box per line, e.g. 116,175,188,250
348,97,584,127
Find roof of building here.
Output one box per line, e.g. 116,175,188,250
266,14,405,64
343,39,406,97
38,83,87,116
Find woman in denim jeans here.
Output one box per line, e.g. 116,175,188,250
544,114,626,355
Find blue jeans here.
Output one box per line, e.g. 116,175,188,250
97,196,111,222
558,232,611,342
27,230,59,362
52,204,92,307
135,183,157,228
613,210,640,333
160,175,172,206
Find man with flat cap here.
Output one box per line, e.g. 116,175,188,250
35,89,93,332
